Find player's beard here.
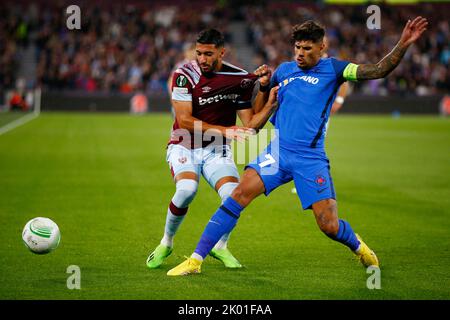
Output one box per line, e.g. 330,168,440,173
200,59,219,76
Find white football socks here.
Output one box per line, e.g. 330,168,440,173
214,233,230,250
161,210,185,247
161,179,198,248
191,252,203,262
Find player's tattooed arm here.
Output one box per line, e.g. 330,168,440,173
356,42,409,80
356,16,428,80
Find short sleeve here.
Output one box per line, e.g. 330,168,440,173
269,67,280,89
331,58,359,82
330,58,349,83
171,72,193,101
240,75,258,101
234,74,258,110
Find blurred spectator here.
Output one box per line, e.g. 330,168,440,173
245,2,449,96
440,95,450,117
0,6,20,91
167,42,196,95
8,78,30,111
29,1,231,95
166,42,196,117
9,92,29,111
130,90,149,114
1,1,448,97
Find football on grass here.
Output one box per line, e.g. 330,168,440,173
22,217,61,254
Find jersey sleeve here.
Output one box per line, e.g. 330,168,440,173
235,74,258,110
269,66,280,89
342,63,359,82
171,72,193,101
331,58,359,83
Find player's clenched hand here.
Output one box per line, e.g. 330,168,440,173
254,64,272,87
266,86,279,108
399,16,428,46
223,126,256,142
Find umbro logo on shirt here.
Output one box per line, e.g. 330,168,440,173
202,86,212,93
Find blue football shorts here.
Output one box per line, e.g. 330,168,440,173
245,142,336,210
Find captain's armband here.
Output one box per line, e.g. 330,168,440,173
343,63,359,82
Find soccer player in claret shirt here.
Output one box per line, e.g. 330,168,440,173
167,17,428,276
146,29,278,269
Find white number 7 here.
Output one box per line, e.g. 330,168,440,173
259,154,276,168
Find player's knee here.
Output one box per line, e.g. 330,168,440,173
320,219,339,237
217,182,238,203
231,185,251,207
172,179,198,208
314,205,339,237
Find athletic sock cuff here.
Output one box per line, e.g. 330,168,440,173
222,197,244,218
169,201,188,216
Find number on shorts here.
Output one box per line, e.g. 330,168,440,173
259,154,275,168
221,146,229,158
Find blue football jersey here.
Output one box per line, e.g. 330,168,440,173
269,58,352,149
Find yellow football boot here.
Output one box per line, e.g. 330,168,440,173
167,257,202,276
355,234,379,267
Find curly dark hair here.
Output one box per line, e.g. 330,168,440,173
292,21,325,43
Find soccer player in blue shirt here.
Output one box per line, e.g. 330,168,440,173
167,17,428,276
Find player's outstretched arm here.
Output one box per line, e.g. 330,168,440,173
356,16,428,80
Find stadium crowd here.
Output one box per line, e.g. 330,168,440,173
247,2,449,96
0,1,448,96
33,3,232,94
0,5,22,92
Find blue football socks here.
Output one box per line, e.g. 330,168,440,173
194,197,244,259
329,219,360,251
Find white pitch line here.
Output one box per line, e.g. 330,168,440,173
0,111,39,136
0,88,41,136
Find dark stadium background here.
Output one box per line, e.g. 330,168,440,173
1,0,448,113
0,0,449,304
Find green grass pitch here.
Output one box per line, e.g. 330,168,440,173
0,112,449,299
